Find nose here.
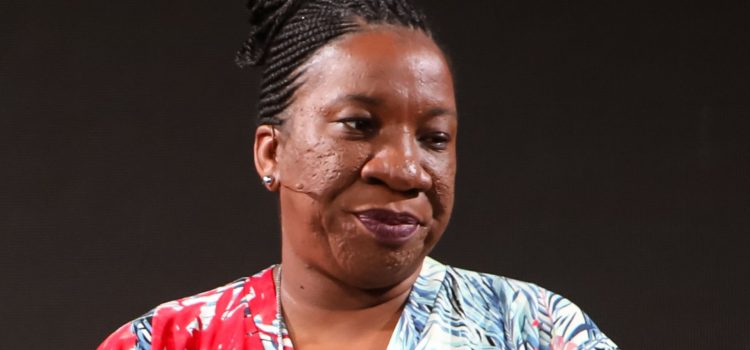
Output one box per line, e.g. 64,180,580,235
361,130,432,194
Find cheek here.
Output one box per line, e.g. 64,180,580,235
322,215,359,261
426,155,456,222
279,135,369,198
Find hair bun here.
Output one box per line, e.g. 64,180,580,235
236,0,304,67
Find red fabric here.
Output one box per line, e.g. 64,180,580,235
98,267,286,350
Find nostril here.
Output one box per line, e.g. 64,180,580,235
403,188,419,198
364,175,421,197
365,177,386,186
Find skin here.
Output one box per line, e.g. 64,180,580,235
254,24,457,350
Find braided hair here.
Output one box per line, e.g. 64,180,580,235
236,0,431,126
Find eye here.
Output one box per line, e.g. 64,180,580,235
339,116,377,136
420,131,451,151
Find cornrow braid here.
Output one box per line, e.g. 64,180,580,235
236,0,430,126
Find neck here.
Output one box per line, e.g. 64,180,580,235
277,246,422,349
279,248,421,311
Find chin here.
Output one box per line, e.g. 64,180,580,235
323,215,441,290
335,242,428,290
345,264,421,291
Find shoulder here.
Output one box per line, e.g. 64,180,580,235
423,257,619,349
97,269,269,350
423,257,551,313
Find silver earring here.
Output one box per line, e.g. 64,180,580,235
262,175,274,186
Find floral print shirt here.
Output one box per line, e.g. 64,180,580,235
99,257,618,349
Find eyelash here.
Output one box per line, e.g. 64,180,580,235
420,132,451,151
337,117,451,151
339,116,377,136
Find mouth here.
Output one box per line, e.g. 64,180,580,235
354,209,422,246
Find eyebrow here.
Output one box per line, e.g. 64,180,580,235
333,94,456,119
335,94,383,106
422,107,456,119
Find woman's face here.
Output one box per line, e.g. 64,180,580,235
266,26,456,289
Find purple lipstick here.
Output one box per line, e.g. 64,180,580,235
355,209,420,245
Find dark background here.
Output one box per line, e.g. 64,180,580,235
2,1,748,349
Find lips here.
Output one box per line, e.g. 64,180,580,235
355,209,421,245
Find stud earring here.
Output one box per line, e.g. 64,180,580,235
262,175,274,186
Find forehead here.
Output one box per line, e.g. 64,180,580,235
292,26,455,109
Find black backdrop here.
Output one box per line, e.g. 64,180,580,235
2,1,749,349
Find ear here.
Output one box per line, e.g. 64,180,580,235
254,125,280,191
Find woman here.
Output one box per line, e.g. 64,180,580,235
99,0,618,349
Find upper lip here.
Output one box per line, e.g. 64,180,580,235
353,208,424,226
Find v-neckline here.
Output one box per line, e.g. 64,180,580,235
260,257,447,350
385,257,447,350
